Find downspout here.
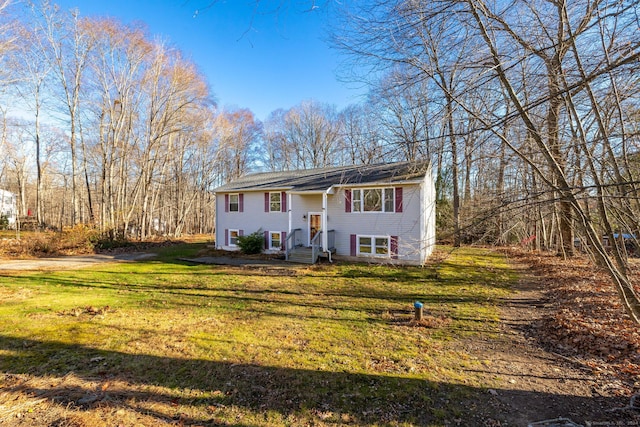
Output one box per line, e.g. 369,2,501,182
288,192,292,247
322,191,328,253
322,188,332,262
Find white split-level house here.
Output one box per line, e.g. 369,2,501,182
213,161,436,265
0,189,17,228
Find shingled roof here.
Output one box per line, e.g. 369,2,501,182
213,161,430,193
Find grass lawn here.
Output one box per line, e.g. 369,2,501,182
0,244,516,426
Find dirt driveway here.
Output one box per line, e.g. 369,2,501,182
0,252,156,271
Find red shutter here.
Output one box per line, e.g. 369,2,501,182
345,189,352,213
264,231,269,249
239,193,244,212
224,194,229,213
391,236,398,259
395,187,403,213
224,229,229,246
264,192,269,212
350,234,357,256
281,192,287,212
281,231,287,250
239,229,244,236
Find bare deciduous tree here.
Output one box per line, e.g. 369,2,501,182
333,0,640,322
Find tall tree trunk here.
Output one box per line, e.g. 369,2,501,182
446,92,461,247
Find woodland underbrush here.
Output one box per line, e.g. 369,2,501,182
0,227,192,258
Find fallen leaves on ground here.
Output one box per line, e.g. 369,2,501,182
58,306,114,317
506,248,640,394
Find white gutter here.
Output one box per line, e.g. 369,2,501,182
212,187,294,195
331,179,423,188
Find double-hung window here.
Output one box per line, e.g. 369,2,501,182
229,229,239,246
228,194,239,212
270,231,281,250
352,188,395,212
357,235,390,257
270,192,281,212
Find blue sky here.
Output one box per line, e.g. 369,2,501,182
51,0,364,121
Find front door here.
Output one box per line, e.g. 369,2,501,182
309,213,322,245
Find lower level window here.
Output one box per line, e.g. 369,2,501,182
270,231,281,249
229,229,239,246
357,235,390,257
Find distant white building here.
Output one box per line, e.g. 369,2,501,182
0,189,16,228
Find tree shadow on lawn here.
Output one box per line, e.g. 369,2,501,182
2,265,507,310
0,335,635,426
1,272,505,335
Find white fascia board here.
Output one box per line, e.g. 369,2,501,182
288,189,330,195
331,179,424,188
214,187,294,194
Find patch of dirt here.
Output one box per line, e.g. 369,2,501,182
194,246,285,262
181,255,300,276
0,252,155,271
463,249,640,426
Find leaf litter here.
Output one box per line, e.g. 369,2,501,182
506,248,640,394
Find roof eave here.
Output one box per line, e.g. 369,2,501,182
332,179,425,188
288,190,327,195
214,186,294,194
216,178,425,194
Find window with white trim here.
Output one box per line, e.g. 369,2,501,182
269,231,282,250
352,188,395,212
229,229,239,246
269,192,281,212
228,194,239,212
357,235,390,257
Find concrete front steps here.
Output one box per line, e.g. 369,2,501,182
287,247,315,264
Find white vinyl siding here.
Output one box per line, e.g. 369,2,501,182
289,194,322,246
216,192,289,250
329,185,424,264
422,170,437,260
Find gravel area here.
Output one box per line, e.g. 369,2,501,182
0,252,156,271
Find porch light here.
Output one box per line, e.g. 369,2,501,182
302,214,307,221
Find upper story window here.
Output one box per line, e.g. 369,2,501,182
264,192,286,213
228,194,239,212
352,188,395,212
270,192,281,212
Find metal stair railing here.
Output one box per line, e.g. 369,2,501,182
310,231,322,264
285,228,301,261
